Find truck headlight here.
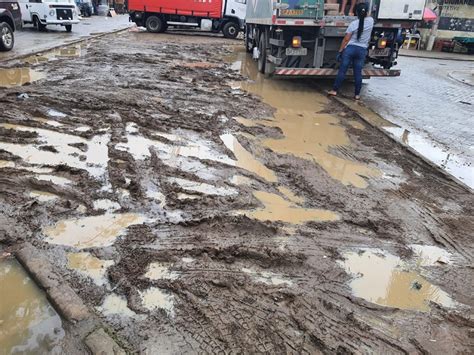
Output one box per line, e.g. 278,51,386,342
49,9,55,16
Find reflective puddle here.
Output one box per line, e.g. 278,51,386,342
93,199,121,212
242,267,292,286
44,213,146,249
145,262,179,280
29,190,59,202
67,252,114,286
23,44,85,65
246,190,339,224
0,259,64,353
0,123,110,182
338,249,455,311
229,50,380,189
168,177,238,196
0,68,44,88
220,133,277,182
140,287,174,316
97,294,136,318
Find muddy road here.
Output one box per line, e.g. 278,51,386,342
0,30,473,354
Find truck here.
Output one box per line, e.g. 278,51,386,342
0,0,22,51
129,0,247,39
245,0,427,78
18,0,79,32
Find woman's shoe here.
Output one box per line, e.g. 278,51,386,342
328,90,338,96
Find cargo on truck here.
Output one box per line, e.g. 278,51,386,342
245,0,427,78
129,0,247,39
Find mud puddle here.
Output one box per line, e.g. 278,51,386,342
97,294,137,318
139,287,175,316
67,252,114,286
168,177,237,197
44,213,146,249
338,249,455,311
29,190,59,202
23,44,86,66
0,258,64,353
228,50,380,189
0,67,44,88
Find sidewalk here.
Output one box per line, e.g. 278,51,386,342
399,48,474,61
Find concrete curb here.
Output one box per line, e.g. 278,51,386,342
447,71,473,87
332,96,473,193
15,243,127,353
0,25,132,65
398,52,474,62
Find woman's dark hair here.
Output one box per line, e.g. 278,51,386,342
356,3,369,40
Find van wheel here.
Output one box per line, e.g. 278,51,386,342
33,16,47,32
146,16,165,33
222,22,239,39
257,33,266,74
65,25,72,32
0,22,14,52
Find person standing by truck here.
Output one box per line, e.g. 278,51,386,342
328,2,373,100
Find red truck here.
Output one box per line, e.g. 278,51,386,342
128,0,247,39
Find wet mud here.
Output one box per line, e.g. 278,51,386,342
0,32,473,353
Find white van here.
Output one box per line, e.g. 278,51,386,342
19,0,79,32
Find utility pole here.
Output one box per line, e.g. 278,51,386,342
426,0,444,51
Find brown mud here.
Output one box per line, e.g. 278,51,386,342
0,31,473,353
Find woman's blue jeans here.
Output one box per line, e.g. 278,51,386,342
333,45,367,96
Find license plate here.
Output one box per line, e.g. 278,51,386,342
369,48,390,57
286,47,307,56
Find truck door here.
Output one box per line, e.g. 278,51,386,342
377,0,426,21
225,0,247,22
18,0,31,22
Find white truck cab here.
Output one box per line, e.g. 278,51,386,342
19,0,79,32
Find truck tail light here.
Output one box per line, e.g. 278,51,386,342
378,39,387,49
292,36,302,48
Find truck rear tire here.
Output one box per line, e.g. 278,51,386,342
146,15,165,33
0,22,14,52
33,16,47,32
257,33,266,74
222,22,239,39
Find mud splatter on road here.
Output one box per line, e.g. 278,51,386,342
0,32,472,353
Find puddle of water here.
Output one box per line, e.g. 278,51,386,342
242,268,293,286
46,109,67,118
29,190,59,202
23,45,85,65
140,287,174,316
34,174,73,187
0,123,110,182
246,190,339,224
0,68,44,88
410,245,451,266
230,51,380,189
384,127,474,188
182,257,194,263
43,213,146,249
0,259,64,353
74,126,91,133
145,262,179,280
177,193,200,200
93,199,121,212
277,186,305,205
220,133,277,182
96,294,136,318
338,249,455,311
168,177,238,196
229,175,254,186
67,252,114,286
0,160,15,168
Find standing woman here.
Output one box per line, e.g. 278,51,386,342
328,2,373,100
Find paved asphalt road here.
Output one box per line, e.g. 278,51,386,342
0,15,131,61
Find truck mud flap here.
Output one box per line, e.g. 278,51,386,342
273,68,401,78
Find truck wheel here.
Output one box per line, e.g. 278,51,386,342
65,25,72,32
222,22,239,39
0,22,14,52
245,25,253,53
146,16,165,33
257,33,266,74
33,16,47,32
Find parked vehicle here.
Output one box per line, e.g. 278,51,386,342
18,0,79,32
0,0,22,51
76,0,93,17
245,0,427,78
128,0,247,39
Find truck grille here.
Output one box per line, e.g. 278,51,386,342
56,9,73,20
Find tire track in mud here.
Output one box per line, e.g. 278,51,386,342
0,31,473,353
